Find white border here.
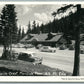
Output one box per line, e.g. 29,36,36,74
0,1,84,82
0,1,84,4
0,76,84,82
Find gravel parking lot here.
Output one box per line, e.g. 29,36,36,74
0,47,84,75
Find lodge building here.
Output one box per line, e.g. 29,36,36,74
20,33,71,47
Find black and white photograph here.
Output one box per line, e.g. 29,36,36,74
0,2,84,78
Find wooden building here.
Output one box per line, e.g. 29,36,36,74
20,33,68,47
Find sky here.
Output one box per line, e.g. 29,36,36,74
15,4,63,26
0,4,63,32
0,4,84,32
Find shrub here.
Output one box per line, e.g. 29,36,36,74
1,50,11,60
1,50,19,61
12,52,18,61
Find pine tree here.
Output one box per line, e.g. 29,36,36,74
22,28,25,38
27,21,31,34
1,4,18,60
40,23,44,33
0,14,3,44
1,5,9,50
17,26,21,42
32,21,37,34
37,23,40,34
5,5,18,44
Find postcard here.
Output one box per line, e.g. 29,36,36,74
0,1,84,82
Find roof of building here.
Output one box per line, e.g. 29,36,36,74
20,33,63,43
30,34,48,41
49,34,62,42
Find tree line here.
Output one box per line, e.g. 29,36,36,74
26,5,84,41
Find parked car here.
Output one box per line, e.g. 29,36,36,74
31,57,43,65
28,53,43,64
59,44,67,50
80,49,84,54
18,52,43,64
18,52,31,61
24,44,34,49
36,44,43,49
80,46,84,54
40,46,56,53
12,43,25,48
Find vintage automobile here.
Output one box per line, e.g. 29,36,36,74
80,47,84,54
31,57,43,65
40,46,56,53
59,44,67,50
28,53,43,64
36,44,43,49
24,44,34,49
18,52,43,64
12,43,25,48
